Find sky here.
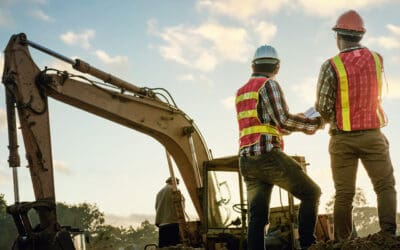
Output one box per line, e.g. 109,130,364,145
1,0,400,223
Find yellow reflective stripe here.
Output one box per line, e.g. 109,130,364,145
237,110,257,120
371,52,382,102
240,125,280,138
333,55,351,131
371,52,386,127
236,92,258,103
376,109,384,126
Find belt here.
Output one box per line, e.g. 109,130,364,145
330,128,380,136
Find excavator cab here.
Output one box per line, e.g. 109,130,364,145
202,156,247,250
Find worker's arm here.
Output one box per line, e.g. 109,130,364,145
315,60,337,124
261,80,323,135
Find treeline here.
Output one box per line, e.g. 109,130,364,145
0,194,158,249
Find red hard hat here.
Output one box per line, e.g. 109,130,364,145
333,10,366,34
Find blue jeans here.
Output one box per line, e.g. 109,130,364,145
239,149,321,250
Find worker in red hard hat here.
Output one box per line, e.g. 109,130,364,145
315,9,397,242
236,44,324,250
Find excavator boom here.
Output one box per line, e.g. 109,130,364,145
2,33,223,249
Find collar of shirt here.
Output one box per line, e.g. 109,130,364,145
251,72,272,78
340,45,364,53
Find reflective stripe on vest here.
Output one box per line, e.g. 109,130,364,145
236,78,281,148
371,52,385,125
239,125,281,138
331,49,386,131
332,55,351,130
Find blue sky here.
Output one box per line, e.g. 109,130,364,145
1,0,400,221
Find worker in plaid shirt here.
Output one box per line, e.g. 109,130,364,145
236,44,324,250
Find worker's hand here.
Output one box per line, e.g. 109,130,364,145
316,116,325,129
296,113,306,119
304,129,317,135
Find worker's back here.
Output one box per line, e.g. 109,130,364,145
155,184,179,225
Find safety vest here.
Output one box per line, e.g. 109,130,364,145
236,77,281,149
330,48,387,131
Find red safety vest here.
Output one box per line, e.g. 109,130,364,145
330,48,387,131
236,77,281,149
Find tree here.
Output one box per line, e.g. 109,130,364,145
0,194,17,249
56,202,105,232
127,220,158,249
0,195,158,249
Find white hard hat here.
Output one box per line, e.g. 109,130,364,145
252,45,280,64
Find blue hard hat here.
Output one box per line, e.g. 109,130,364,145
252,45,280,64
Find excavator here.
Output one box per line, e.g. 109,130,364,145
2,33,332,250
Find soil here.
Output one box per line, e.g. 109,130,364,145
309,232,400,250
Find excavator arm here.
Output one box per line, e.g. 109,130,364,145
2,33,223,249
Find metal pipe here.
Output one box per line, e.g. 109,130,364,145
6,90,21,202
25,38,75,65
22,34,148,96
187,134,202,188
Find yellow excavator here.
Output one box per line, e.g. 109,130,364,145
2,33,331,250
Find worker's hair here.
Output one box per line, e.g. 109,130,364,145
252,63,279,74
338,33,362,43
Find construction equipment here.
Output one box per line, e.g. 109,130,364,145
2,33,331,249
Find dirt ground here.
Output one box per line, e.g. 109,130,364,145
309,231,400,250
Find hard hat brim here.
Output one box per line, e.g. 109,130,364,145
253,58,280,64
333,28,364,37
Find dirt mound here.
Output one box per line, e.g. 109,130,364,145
309,232,400,250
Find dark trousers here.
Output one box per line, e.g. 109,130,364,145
240,149,321,250
329,129,397,241
159,223,181,247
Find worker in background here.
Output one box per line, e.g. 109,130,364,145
315,10,397,241
155,177,183,247
236,44,324,250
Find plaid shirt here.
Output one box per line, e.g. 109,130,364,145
315,45,368,131
239,74,322,156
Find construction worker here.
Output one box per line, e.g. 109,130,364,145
236,44,324,250
315,10,397,241
155,177,183,247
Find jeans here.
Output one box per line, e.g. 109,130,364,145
329,129,397,241
240,149,321,250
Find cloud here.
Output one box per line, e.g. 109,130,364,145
27,0,48,3
49,58,79,73
0,170,8,186
365,36,400,50
95,50,128,65
252,21,278,45
197,0,288,20
178,74,195,82
30,9,52,22
0,53,3,75
54,160,72,175
60,30,95,49
196,0,395,20
387,24,400,36
296,0,391,17
0,108,6,131
364,24,400,50
383,76,400,99
150,21,251,72
0,9,13,27
221,96,236,110
291,76,318,105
